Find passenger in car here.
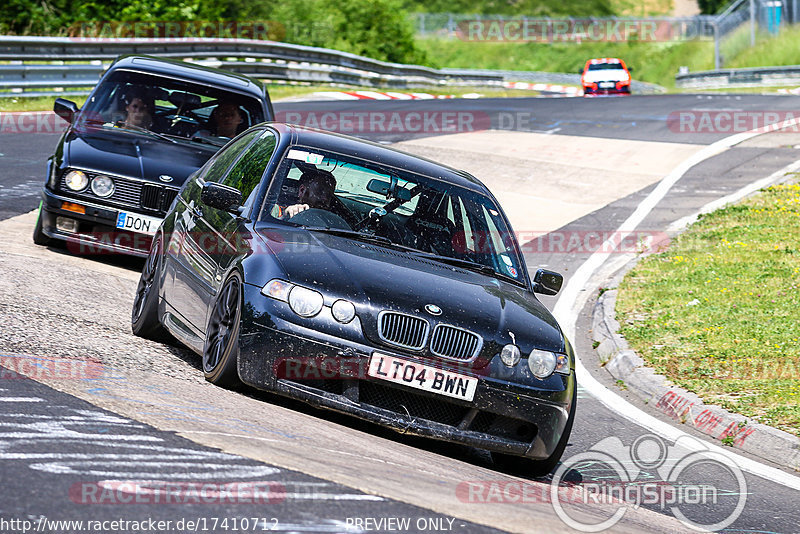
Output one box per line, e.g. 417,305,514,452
122,89,155,129
210,101,244,138
279,170,337,219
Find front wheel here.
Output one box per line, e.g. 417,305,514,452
203,272,242,386
131,235,170,341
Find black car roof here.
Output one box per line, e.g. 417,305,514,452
109,55,266,100
268,123,487,193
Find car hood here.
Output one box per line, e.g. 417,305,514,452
256,226,565,354
583,69,630,83
64,126,217,185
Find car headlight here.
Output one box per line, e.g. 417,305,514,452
500,344,520,367
91,175,115,197
331,299,356,323
288,285,324,318
65,170,88,191
528,349,557,379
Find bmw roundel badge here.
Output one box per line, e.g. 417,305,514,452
425,304,442,316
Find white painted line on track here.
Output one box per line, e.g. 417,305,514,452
667,158,800,233
554,119,800,490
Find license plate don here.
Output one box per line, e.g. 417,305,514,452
367,353,477,402
116,211,162,235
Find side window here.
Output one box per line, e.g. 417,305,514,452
221,130,277,199
200,129,261,182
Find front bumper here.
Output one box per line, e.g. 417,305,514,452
238,284,575,459
40,188,155,257
583,84,631,96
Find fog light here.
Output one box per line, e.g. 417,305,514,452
55,216,78,233
528,349,557,379
331,299,356,323
65,170,88,191
500,344,520,367
288,286,324,318
91,175,115,198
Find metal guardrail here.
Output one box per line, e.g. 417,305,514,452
0,36,505,94
676,65,800,89
0,35,666,97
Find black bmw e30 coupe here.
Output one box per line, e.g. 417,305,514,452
132,123,576,475
34,55,274,256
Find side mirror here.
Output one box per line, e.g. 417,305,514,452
533,268,563,296
201,182,243,214
54,98,79,124
578,68,584,75
627,66,634,72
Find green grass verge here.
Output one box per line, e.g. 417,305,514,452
418,37,714,89
417,24,800,90
0,95,88,112
728,26,800,69
616,180,800,436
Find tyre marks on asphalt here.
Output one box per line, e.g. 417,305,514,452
0,371,500,533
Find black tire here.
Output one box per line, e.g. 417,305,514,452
202,272,242,386
131,235,170,341
32,208,51,246
492,385,577,478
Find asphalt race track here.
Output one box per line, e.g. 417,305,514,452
2,93,800,533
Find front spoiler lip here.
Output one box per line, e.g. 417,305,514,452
272,377,537,456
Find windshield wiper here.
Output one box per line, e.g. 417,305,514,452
117,124,178,144
190,135,228,148
304,226,426,252
411,252,524,285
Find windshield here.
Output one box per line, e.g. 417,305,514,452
260,147,526,283
79,69,265,146
587,63,625,71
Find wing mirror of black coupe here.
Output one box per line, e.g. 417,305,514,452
366,178,411,201
54,98,80,124
201,182,243,214
533,268,563,296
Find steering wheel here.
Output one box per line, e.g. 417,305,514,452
288,208,352,230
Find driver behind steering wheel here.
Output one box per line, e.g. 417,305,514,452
277,169,336,220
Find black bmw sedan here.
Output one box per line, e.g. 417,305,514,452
132,123,576,475
34,55,273,256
